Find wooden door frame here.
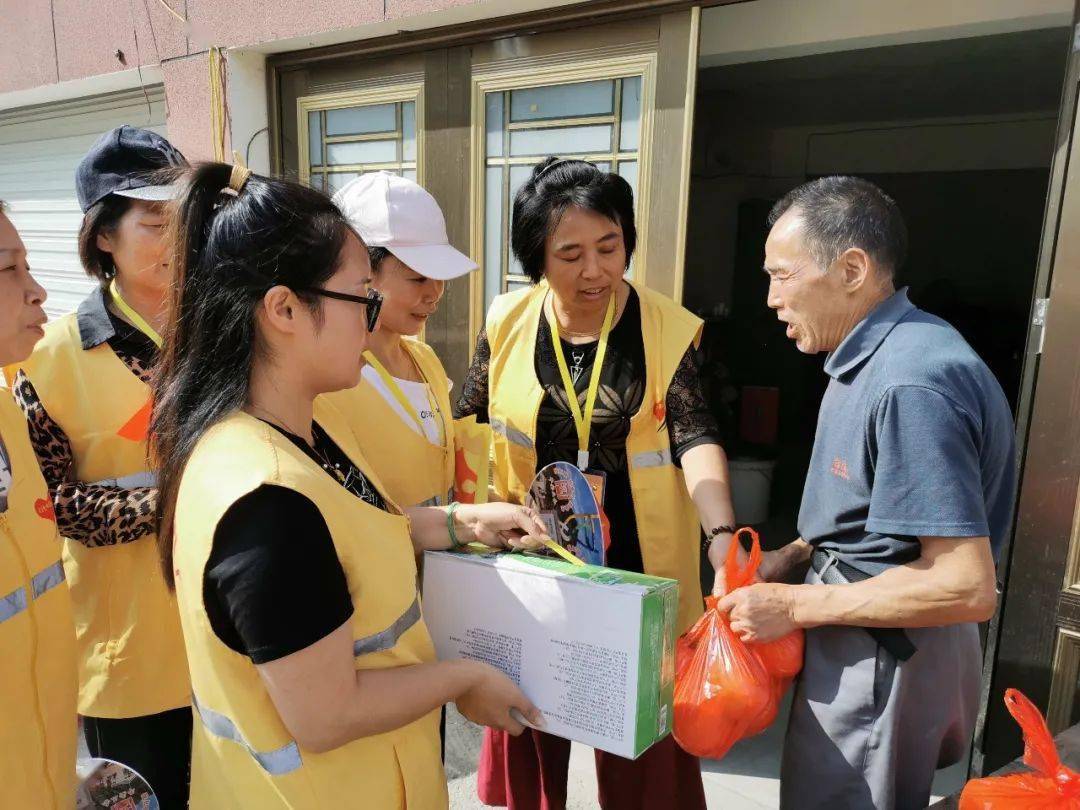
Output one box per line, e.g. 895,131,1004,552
465,50,660,340
267,0,732,189
265,0,733,72
973,3,1080,774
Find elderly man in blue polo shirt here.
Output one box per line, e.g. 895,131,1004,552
716,176,1016,809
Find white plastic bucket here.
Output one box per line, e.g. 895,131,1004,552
728,458,776,525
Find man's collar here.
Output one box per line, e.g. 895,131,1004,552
823,287,915,380
76,286,116,350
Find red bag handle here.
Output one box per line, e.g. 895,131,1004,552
1004,688,1062,776
699,528,763,614
723,527,762,594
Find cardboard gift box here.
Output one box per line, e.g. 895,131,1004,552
422,550,679,759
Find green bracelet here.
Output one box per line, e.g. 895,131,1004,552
447,501,464,549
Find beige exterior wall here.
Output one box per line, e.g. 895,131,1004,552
0,0,589,159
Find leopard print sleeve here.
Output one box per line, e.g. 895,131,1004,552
11,370,157,547
11,370,73,497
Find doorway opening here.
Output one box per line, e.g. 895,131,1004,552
684,22,1069,803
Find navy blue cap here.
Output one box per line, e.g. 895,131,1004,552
75,126,189,213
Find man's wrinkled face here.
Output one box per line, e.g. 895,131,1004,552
763,209,852,355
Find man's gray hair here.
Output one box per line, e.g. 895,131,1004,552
767,176,908,277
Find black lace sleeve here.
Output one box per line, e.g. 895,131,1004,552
667,344,722,463
453,328,491,423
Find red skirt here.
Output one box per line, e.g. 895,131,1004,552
477,727,706,810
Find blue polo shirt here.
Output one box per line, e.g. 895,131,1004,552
798,288,1017,575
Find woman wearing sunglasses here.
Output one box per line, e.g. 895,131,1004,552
323,172,477,510
153,163,546,809
0,201,77,809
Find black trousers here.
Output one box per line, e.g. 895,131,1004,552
84,707,193,809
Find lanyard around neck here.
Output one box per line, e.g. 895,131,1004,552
108,280,163,348
363,348,446,447
545,292,617,470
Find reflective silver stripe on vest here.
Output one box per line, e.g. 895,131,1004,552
0,559,67,624
491,419,533,450
353,593,421,657
630,448,672,469
31,560,65,598
91,471,158,489
193,694,303,776
0,586,27,624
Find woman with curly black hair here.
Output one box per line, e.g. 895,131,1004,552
456,157,737,809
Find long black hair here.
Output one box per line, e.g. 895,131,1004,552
151,162,355,585
510,157,637,283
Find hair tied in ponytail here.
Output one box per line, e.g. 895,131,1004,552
152,161,354,587
227,164,252,195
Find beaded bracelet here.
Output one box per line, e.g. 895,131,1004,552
702,524,737,553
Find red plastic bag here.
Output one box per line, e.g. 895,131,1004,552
959,689,1080,809
673,528,805,759
673,593,772,759
755,628,805,680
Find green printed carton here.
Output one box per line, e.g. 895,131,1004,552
422,550,679,759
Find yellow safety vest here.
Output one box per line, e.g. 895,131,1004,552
11,313,190,717
173,404,446,810
486,280,706,633
322,337,455,508
0,389,77,808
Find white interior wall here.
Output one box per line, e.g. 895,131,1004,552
684,111,1058,316
686,0,1069,315
698,0,1072,67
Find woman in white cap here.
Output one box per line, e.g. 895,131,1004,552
326,171,478,510
6,126,192,807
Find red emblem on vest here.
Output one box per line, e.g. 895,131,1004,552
35,498,56,521
117,397,153,442
831,458,850,480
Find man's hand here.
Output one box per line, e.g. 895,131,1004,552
716,582,800,643
757,539,812,584
711,536,811,596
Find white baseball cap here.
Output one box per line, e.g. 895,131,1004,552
332,172,478,281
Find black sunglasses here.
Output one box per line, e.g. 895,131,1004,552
296,287,383,332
